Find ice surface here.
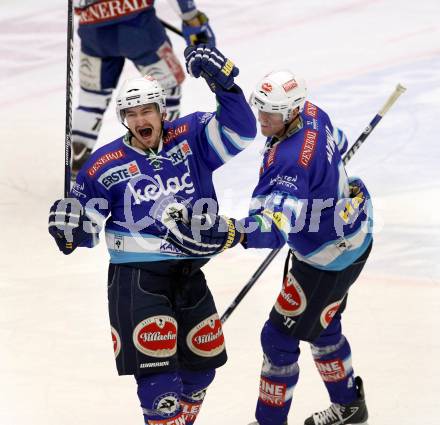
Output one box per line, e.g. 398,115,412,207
0,1,439,424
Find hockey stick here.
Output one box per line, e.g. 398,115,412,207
220,83,407,324
159,18,183,37
64,0,74,197
220,248,281,324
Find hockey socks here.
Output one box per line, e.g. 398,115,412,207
310,316,357,405
136,369,215,425
255,321,300,425
180,368,215,424
136,372,185,425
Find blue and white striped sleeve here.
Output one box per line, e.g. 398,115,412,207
197,86,257,171
333,127,349,156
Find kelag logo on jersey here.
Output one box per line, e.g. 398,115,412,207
98,161,140,189
128,172,195,204
166,140,192,165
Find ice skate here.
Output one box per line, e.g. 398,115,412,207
71,141,92,180
304,377,368,425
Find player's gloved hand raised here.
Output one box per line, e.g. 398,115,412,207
184,45,239,92
48,198,98,255
164,210,243,257
182,11,215,46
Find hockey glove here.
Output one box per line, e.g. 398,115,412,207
182,11,216,46
164,212,242,257
184,45,239,92
48,198,99,255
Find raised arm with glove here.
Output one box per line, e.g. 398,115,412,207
184,44,240,92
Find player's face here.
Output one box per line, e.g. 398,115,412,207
258,111,285,137
125,104,164,150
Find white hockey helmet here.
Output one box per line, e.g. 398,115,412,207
249,70,307,123
116,75,166,123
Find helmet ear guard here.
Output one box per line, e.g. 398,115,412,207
249,70,307,123
115,75,166,124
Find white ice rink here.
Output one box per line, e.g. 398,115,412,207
1,0,439,424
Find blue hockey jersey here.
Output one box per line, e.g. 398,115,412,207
71,87,256,263
241,101,373,271
75,0,198,27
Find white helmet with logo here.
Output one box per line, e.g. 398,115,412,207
116,75,166,123
249,70,307,123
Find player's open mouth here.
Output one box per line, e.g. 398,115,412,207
138,127,153,138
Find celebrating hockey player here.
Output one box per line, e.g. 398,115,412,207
48,45,256,425
72,0,216,178
164,70,373,425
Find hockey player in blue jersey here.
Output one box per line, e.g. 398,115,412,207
48,45,256,424
163,70,373,425
71,0,216,178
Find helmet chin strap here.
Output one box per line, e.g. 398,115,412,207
122,122,138,146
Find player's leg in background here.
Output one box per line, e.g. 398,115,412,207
71,46,124,177
134,39,185,122
117,12,185,121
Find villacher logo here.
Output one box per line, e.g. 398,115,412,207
186,314,225,358
274,271,307,317
133,315,177,357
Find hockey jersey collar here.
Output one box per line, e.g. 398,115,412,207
270,115,303,146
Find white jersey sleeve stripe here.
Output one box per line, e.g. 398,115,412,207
205,117,234,164
333,127,348,152
293,226,371,269
221,125,254,150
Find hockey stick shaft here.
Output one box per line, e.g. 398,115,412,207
220,248,280,324
342,84,406,164
64,0,74,197
159,18,183,37
220,83,406,325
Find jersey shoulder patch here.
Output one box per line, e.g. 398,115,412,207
85,138,126,178
163,120,190,146
303,101,319,118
